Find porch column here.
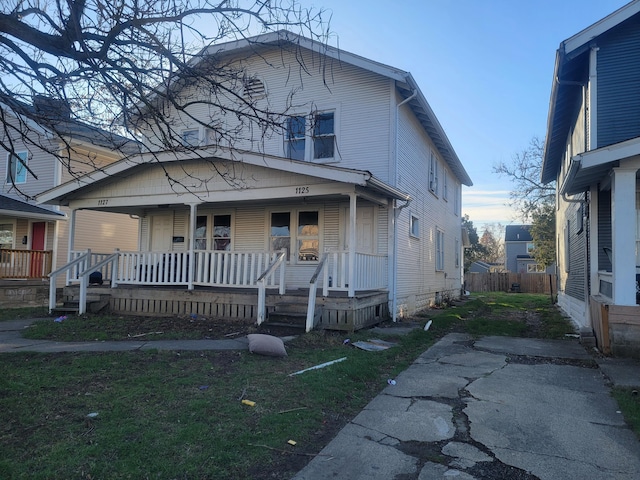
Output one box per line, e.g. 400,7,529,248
611,167,637,305
188,203,198,290
348,192,356,297
66,209,77,286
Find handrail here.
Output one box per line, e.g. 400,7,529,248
48,249,91,313
306,252,328,332
256,250,287,325
76,252,120,315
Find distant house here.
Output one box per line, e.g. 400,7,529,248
468,261,502,274
0,97,139,296
541,1,640,357
38,30,472,329
504,225,553,274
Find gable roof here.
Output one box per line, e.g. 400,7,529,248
1,97,141,154
542,0,640,184
0,194,66,221
187,30,472,187
504,225,532,242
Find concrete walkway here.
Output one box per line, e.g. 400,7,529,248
2,319,640,479
293,334,640,480
0,318,251,352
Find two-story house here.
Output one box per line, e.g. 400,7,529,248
38,30,472,330
541,0,640,357
504,225,553,274
0,97,140,305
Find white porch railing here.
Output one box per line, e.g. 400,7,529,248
256,250,287,325
324,251,388,292
68,250,116,285
117,251,190,285
193,250,283,287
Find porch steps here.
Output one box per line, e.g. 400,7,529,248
265,300,322,330
52,286,112,315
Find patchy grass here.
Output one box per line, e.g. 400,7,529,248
0,292,599,479
612,388,640,438
0,306,48,322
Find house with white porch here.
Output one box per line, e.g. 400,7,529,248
38,30,472,331
542,1,640,357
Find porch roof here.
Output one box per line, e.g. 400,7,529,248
36,146,411,207
0,194,66,221
560,135,640,195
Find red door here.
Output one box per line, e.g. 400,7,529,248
30,222,46,277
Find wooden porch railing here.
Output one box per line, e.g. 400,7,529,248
0,248,53,279
324,251,388,292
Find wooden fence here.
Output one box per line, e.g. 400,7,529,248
464,272,556,295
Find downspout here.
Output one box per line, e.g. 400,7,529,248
392,87,417,322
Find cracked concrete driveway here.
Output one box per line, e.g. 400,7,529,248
292,333,640,480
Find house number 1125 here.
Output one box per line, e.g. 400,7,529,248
295,186,309,194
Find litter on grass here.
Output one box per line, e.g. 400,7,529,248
288,357,347,376
351,339,397,352
287,440,297,446
241,399,256,407
423,320,433,331
54,316,67,323
387,379,397,386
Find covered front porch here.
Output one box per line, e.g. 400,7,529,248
39,149,410,331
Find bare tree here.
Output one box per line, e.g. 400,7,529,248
0,0,329,199
493,136,556,221
494,136,557,268
479,223,505,267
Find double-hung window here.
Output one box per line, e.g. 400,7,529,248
213,215,232,250
429,151,439,196
285,111,336,162
286,116,306,161
436,229,445,271
270,212,291,260
181,129,200,147
297,211,319,261
6,151,27,184
313,112,334,160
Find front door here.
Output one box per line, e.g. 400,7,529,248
151,214,173,251
30,222,46,277
344,206,375,253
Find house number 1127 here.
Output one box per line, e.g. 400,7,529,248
295,186,309,194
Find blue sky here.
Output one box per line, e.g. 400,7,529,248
309,0,631,229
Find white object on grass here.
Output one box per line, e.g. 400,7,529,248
288,357,347,376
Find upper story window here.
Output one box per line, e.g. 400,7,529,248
313,112,335,160
181,129,200,147
429,151,439,196
526,242,535,254
410,214,420,238
443,170,449,201
285,110,336,162
286,116,306,161
6,151,28,184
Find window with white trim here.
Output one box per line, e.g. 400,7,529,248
195,216,208,250
429,151,439,195
312,112,334,160
0,223,14,264
443,170,449,201
285,110,336,162
270,210,320,262
6,151,27,184
410,214,420,238
436,229,445,271
213,214,232,251
527,263,545,273
286,116,306,161
181,129,200,146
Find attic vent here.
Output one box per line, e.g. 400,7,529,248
243,77,266,99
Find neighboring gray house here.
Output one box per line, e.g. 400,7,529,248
504,225,553,274
541,0,640,357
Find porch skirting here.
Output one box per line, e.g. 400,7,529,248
590,295,640,359
99,286,389,331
